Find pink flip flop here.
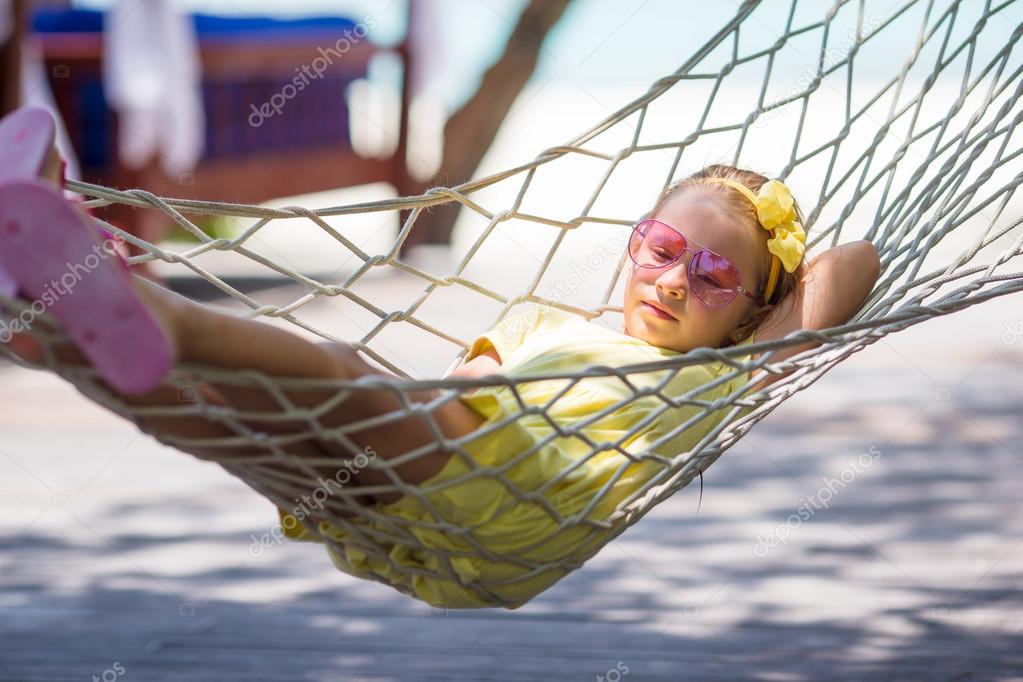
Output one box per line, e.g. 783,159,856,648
0,179,173,395
0,106,56,184
0,107,57,298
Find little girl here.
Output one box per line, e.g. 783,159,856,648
0,107,880,609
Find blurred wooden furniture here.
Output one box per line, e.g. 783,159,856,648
30,8,413,211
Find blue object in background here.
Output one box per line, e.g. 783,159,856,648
33,7,364,170
33,8,358,38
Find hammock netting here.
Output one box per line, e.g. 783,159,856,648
4,0,1023,608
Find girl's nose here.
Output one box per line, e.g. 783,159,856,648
656,258,689,299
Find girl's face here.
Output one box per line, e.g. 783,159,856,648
623,189,766,352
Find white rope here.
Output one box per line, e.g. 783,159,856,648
3,0,1023,609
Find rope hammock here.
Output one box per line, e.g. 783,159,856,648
4,0,1023,609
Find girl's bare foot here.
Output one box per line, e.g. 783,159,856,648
3,132,186,370
0,167,175,392
4,273,186,369
41,144,63,186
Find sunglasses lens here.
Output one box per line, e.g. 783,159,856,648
629,220,747,308
690,250,742,306
629,220,686,267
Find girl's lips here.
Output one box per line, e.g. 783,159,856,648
641,301,677,320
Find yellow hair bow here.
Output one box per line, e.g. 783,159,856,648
702,177,806,304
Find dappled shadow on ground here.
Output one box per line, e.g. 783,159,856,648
2,357,1022,680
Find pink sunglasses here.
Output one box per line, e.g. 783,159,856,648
628,219,763,308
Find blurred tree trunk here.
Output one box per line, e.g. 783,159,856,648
400,0,574,253
1,0,28,116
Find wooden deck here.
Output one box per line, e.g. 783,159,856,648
2,276,1022,681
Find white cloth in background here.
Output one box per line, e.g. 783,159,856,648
408,0,446,99
21,39,82,184
405,0,451,178
103,0,204,175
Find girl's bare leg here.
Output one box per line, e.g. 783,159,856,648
9,271,487,505
6,150,487,507
155,281,487,502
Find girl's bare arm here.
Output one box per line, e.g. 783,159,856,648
750,240,881,391
446,345,502,379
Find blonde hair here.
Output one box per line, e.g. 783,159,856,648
646,163,808,347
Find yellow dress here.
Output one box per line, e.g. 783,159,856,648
277,305,759,609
